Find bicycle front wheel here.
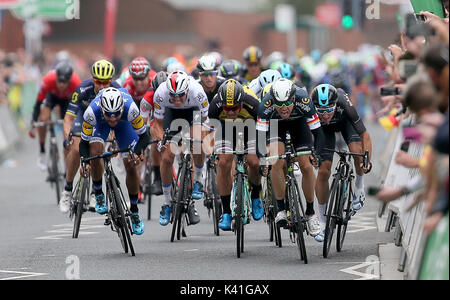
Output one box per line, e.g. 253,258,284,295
73,177,89,239
171,162,188,242
323,178,340,258
111,176,135,256
288,180,307,263
234,173,244,258
337,181,352,252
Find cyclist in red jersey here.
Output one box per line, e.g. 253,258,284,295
122,57,157,106
30,61,81,170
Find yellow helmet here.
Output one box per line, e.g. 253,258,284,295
91,59,115,80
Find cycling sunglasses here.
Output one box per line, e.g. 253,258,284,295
199,71,218,77
316,105,336,115
169,91,187,98
93,78,112,85
132,75,147,81
223,105,241,112
103,110,122,118
274,99,294,108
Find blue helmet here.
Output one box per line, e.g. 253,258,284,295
277,63,295,80
259,69,282,88
311,84,338,107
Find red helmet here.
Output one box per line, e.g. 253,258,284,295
129,57,150,79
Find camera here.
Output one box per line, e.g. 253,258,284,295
380,86,402,96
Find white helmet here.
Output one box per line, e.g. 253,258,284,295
166,70,190,95
100,87,124,116
197,55,217,72
166,61,186,73
259,69,282,88
270,78,295,102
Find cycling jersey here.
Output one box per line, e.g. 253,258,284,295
36,70,81,102
153,77,209,120
320,89,366,134
80,88,147,157
197,76,226,103
122,72,157,105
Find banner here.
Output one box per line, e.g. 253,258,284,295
409,0,445,18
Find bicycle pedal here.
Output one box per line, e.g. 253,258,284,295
104,218,111,226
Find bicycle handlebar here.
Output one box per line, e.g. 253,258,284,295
324,148,370,169
81,146,135,164
263,150,312,163
33,119,64,128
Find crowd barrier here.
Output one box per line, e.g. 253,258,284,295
0,105,21,159
380,115,449,280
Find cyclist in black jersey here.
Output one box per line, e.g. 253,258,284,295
256,78,326,238
311,84,373,242
208,79,264,230
196,54,226,103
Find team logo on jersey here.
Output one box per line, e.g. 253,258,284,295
131,115,144,129
264,100,272,108
202,100,208,108
301,98,310,104
82,121,93,136
154,103,161,110
71,92,79,103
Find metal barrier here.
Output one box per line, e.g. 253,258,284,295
0,105,21,158
380,115,429,279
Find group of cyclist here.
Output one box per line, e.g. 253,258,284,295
30,44,372,244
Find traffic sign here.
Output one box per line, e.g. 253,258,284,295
315,2,341,29
11,0,75,21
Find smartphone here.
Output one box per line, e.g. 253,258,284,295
400,140,410,152
399,60,418,79
380,86,401,96
415,13,427,22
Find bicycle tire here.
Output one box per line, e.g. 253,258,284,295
323,178,339,258
288,180,308,263
210,168,221,236
171,162,187,242
72,177,89,239
235,173,244,258
50,144,61,205
337,182,352,252
144,154,152,220
111,176,135,256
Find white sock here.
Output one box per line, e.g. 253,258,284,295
162,183,172,206
318,204,327,225
194,165,203,184
355,174,364,191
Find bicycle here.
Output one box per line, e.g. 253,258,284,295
322,148,369,258
160,129,202,243
204,153,222,236
34,120,65,205
81,146,138,256
263,133,312,263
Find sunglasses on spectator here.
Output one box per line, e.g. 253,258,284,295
200,71,218,77
223,105,241,112
94,78,112,85
316,106,336,115
169,91,187,99
274,99,294,108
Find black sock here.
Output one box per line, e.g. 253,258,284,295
276,199,285,211
221,195,231,214
250,184,261,200
65,181,73,192
93,180,103,196
153,166,161,180
40,144,45,154
129,194,139,213
306,202,315,216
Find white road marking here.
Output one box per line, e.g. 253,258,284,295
0,270,48,280
35,217,106,240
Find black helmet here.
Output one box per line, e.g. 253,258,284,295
218,79,244,107
243,46,262,63
152,71,168,91
311,84,339,108
219,60,242,79
55,61,73,82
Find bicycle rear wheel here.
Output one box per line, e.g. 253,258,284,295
323,178,340,258
211,170,222,236
72,177,89,239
